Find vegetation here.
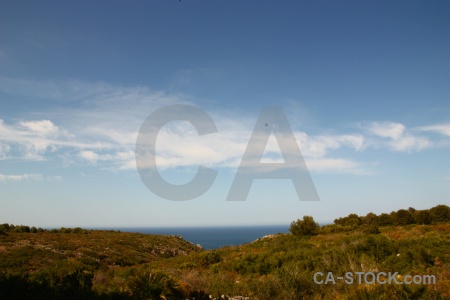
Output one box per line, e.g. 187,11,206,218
1,204,449,299
289,215,319,237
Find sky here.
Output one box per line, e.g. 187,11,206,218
0,0,449,228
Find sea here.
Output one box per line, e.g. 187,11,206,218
115,225,290,250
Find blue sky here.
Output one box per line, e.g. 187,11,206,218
0,1,449,227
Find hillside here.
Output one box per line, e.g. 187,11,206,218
1,205,449,299
0,230,202,272
0,229,202,299
145,223,449,299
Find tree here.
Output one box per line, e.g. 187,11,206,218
378,213,393,226
414,210,432,225
363,212,378,226
290,216,319,237
334,213,362,227
430,204,450,222
393,209,413,225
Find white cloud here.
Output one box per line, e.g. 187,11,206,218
297,133,364,158
137,121,366,173
0,117,112,161
79,150,99,164
365,121,430,152
0,115,440,174
389,134,429,152
0,173,62,182
368,122,405,139
78,150,134,169
305,158,363,174
1,77,448,175
0,173,43,182
19,120,59,137
418,124,450,137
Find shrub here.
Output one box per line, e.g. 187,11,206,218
290,216,319,237
334,213,362,227
200,252,221,267
364,225,381,234
363,212,378,226
126,269,183,300
393,209,413,225
430,204,450,222
277,264,318,299
378,213,393,226
414,210,432,225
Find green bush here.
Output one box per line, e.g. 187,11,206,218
378,213,393,226
200,252,221,267
277,263,318,299
414,210,432,225
393,209,414,225
430,204,450,222
334,213,362,226
364,225,381,234
290,216,319,237
126,269,183,300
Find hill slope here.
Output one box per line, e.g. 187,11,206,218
1,205,449,299
0,229,202,272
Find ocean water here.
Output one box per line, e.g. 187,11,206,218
117,225,290,250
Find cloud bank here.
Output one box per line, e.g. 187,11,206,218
1,77,448,175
